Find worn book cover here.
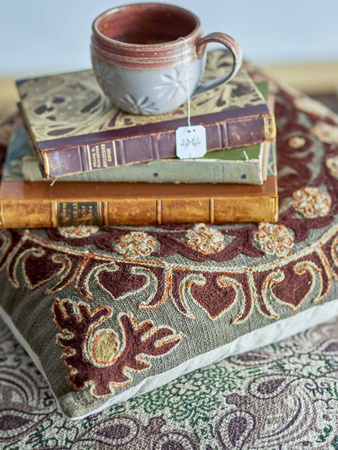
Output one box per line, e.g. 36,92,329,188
18,130,270,185
19,81,272,185
17,51,276,179
0,131,278,228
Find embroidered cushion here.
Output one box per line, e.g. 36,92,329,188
1,72,338,419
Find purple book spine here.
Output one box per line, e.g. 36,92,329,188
39,111,275,179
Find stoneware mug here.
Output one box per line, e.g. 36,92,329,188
91,3,242,115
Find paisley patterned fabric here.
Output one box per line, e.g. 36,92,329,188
1,65,338,436
2,313,338,448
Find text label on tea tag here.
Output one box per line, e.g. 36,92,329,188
176,125,207,159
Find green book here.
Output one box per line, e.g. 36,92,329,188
6,126,270,185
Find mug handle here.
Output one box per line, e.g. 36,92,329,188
193,32,243,97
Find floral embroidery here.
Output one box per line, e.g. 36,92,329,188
293,187,332,218
326,156,338,179
115,231,158,258
3,229,333,324
288,136,306,149
119,95,158,115
311,122,338,145
53,298,182,397
185,223,226,255
254,223,294,257
58,225,99,238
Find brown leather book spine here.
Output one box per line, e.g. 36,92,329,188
37,113,276,179
0,178,278,228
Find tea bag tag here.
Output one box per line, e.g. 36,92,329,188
176,125,207,159
175,37,207,159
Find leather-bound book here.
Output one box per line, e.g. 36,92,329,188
0,132,278,228
16,51,276,180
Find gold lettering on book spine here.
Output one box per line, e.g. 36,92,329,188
101,143,107,168
56,202,103,226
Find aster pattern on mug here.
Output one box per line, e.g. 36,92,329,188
91,57,119,99
118,95,159,115
154,66,193,101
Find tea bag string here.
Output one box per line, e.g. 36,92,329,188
178,37,191,127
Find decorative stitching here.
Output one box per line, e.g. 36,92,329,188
52,298,183,397
1,225,338,324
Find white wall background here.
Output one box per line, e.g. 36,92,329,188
1,0,338,77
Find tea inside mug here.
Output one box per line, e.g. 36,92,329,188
97,5,198,45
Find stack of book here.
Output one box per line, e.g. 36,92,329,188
1,51,278,228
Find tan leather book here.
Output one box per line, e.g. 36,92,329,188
0,142,278,228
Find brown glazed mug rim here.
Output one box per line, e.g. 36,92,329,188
92,2,202,50
91,3,205,68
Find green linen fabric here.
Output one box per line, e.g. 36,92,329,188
1,68,338,421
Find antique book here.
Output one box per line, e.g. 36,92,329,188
19,130,270,185
20,81,272,185
0,137,278,228
16,51,276,179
